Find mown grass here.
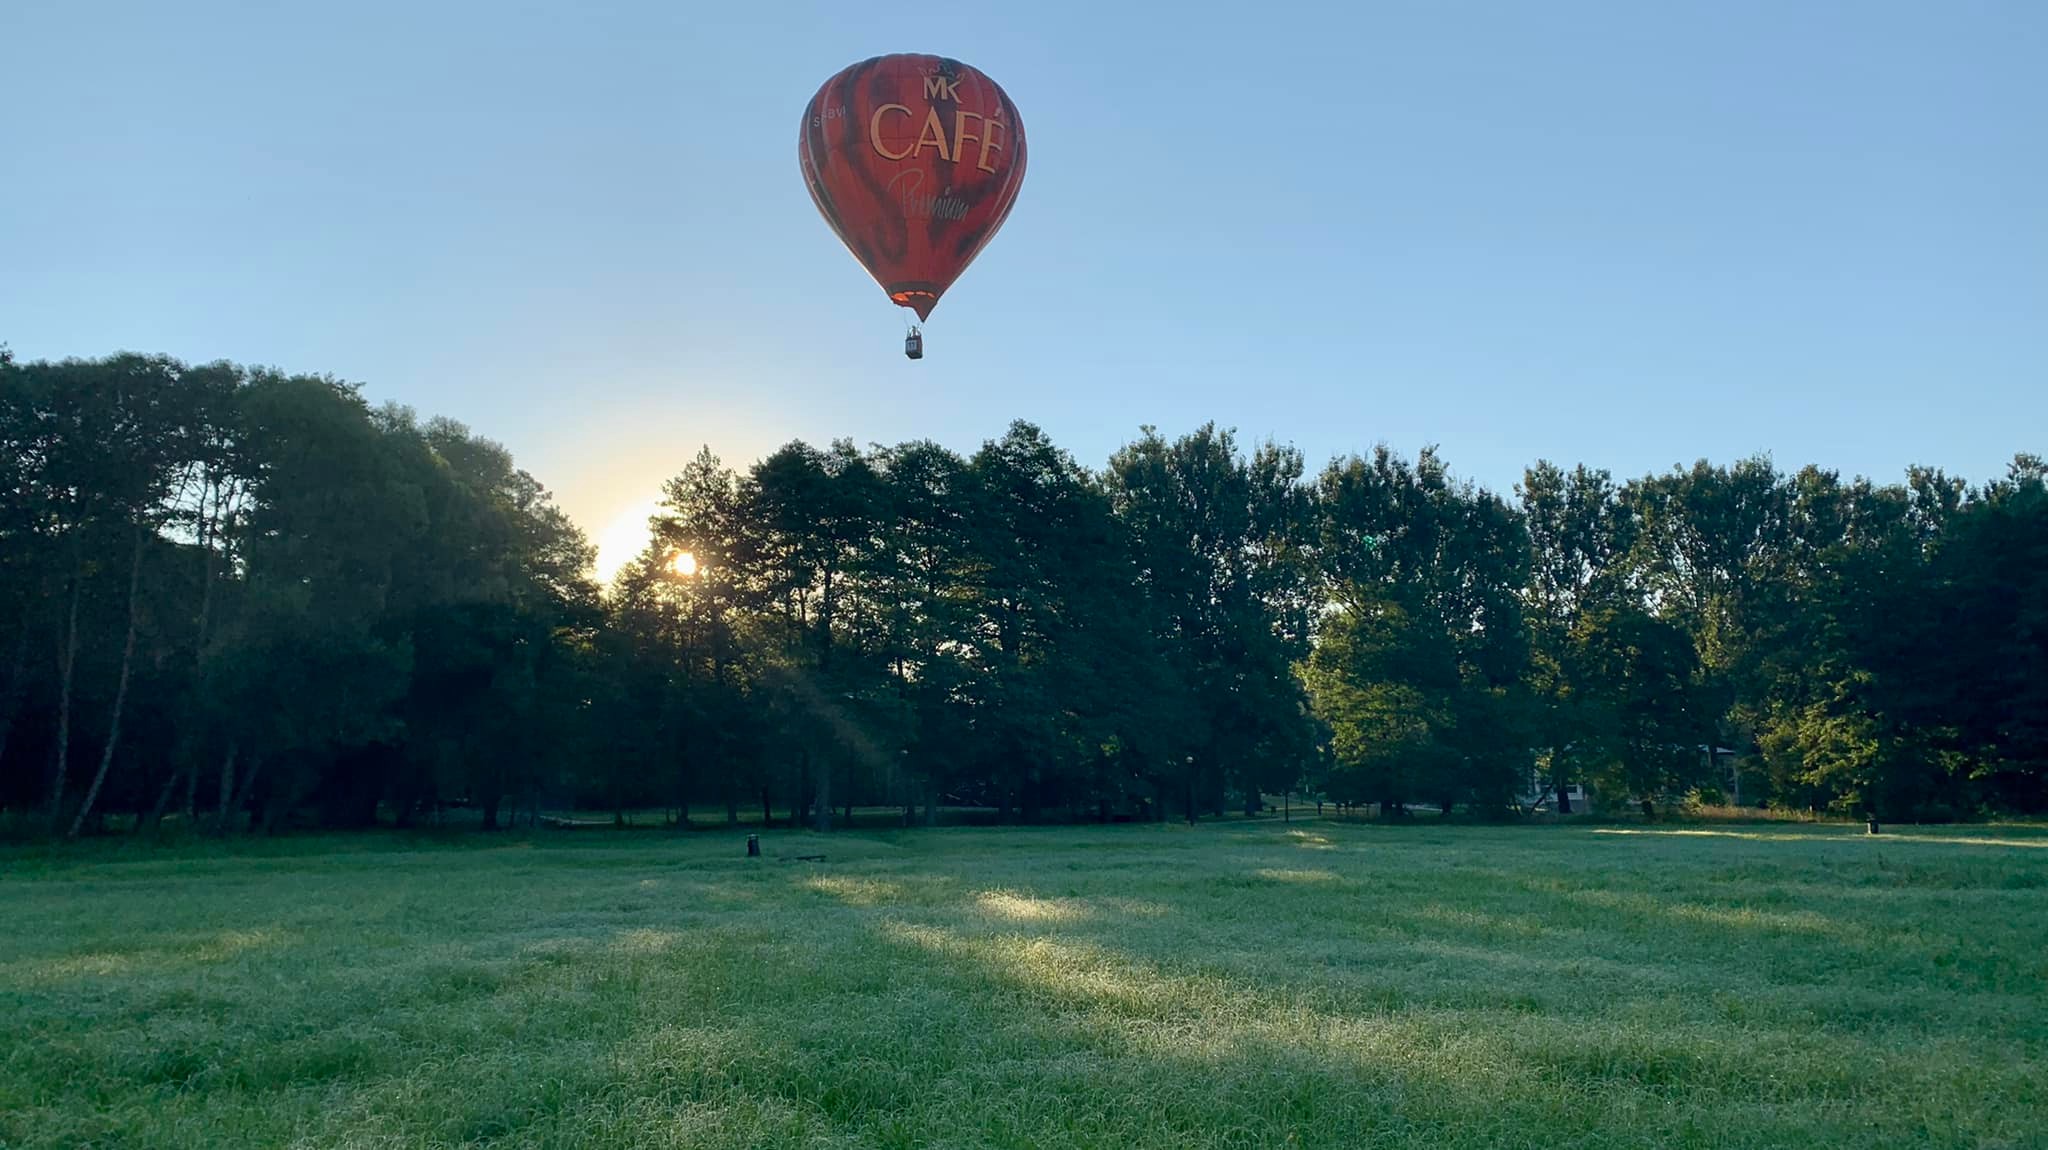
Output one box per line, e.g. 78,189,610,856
2,820,2044,1148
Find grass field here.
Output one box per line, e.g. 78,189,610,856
3,821,2045,1149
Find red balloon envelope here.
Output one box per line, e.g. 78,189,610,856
799,54,1027,322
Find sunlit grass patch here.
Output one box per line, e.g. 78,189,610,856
1593,825,2048,849
9,949,141,985
1096,896,1173,919
611,928,685,954
884,920,1204,1017
1282,830,1336,850
1565,887,1855,940
801,874,904,906
1254,867,1343,884
973,889,1092,922
1408,903,1549,938
2,926,291,988
189,926,288,961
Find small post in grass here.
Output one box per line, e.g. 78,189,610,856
1867,815,1881,835
747,833,760,857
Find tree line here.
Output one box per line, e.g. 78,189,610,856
2,350,2043,836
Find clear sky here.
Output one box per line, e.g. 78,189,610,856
6,1,2044,577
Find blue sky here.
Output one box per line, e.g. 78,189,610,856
5,0,2043,573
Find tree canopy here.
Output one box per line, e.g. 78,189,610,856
4,352,2042,835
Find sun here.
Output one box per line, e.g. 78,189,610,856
594,498,662,584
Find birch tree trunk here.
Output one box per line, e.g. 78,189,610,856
68,529,146,838
214,741,240,835
0,609,30,772
47,558,84,831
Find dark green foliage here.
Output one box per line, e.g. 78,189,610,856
1,355,598,834
1,351,2043,832
1306,449,1531,815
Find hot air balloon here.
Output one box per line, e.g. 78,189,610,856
799,54,1027,359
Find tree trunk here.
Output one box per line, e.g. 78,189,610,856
481,792,502,831
0,605,31,772
214,741,240,835
923,783,937,827
725,795,739,826
129,758,151,834
146,766,185,831
181,755,199,821
65,733,121,839
47,562,84,830
195,496,220,648
814,756,832,833
239,753,267,834
1556,781,1573,815
761,786,773,827
68,528,146,839
180,508,222,829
